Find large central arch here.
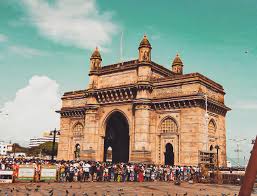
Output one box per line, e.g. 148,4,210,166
104,111,129,163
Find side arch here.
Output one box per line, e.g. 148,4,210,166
208,119,217,130
208,118,217,137
158,116,179,134
71,121,84,132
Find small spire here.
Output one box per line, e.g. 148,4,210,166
139,34,151,49
90,46,102,60
172,53,183,66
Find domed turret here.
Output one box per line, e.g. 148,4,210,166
90,47,102,60
172,54,183,74
138,35,152,62
139,35,152,49
90,47,102,70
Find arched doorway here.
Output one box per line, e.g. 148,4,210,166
104,111,129,163
74,143,80,159
164,143,174,166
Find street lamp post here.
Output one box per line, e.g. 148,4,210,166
12,143,16,159
50,129,60,162
215,144,220,183
215,144,220,167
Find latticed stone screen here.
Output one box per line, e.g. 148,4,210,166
160,118,178,133
73,123,84,138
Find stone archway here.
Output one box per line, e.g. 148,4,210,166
164,143,174,166
103,111,129,163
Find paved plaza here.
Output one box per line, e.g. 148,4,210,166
1,182,256,196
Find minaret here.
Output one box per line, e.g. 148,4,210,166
138,35,152,62
88,47,102,89
172,53,183,74
90,47,102,71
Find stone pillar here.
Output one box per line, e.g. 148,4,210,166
131,104,152,162
81,107,99,161
57,117,71,160
217,116,227,166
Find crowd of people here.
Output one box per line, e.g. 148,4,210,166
0,158,202,183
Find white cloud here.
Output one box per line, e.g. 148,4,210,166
8,45,48,57
0,34,8,42
21,0,119,50
233,100,257,110
0,76,61,145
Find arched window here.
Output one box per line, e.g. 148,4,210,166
160,118,178,133
208,119,216,138
73,123,84,138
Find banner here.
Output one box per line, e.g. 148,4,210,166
17,164,35,181
40,165,57,181
0,170,13,183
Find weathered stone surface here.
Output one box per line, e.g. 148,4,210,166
57,35,230,166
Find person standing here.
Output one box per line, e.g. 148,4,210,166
83,162,91,182
138,167,144,182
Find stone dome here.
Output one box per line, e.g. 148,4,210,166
90,47,102,60
172,54,183,66
139,35,152,49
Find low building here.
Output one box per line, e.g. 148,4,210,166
0,141,7,156
29,131,59,148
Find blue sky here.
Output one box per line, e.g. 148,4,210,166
0,0,256,164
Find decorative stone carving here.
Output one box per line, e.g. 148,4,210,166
57,35,230,166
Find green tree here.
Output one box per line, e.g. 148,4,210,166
40,141,58,156
27,142,58,157
12,143,29,153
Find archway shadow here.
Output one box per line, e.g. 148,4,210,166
104,111,129,163
164,143,174,166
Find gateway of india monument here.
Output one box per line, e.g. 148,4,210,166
57,35,230,166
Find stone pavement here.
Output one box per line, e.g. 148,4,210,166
0,182,256,196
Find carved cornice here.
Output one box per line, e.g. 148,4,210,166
86,86,137,104
63,90,86,97
151,95,230,116
88,59,173,78
152,72,224,94
137,83,153,91
134,103,151,110
57,107,85,118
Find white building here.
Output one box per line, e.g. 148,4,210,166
0,141,8,155
29,131,59,148
0,141,14,156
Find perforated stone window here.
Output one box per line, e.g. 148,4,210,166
160,118,178,133
73,123,84,138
